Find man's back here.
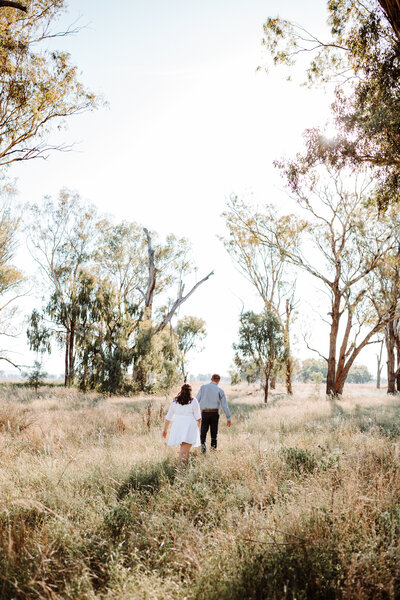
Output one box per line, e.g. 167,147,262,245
196,381,231,419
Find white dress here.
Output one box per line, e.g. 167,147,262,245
165,398,201,447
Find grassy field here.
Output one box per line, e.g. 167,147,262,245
0,382,399,599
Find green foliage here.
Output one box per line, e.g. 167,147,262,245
0,1,99,168
282,446,319,473
176,315,206,382
299,358,328,382
262,0,400,208
233,355,260,384
234,310,285,400
23,360,47,392
347,364,372,384
26,197,208,394
299,360,372,385
229,369,241,385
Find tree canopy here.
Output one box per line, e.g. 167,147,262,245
263,0,400,208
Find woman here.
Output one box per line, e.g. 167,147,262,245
162,383,201,464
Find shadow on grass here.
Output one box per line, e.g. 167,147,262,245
117,459,177,500
230,393,288,417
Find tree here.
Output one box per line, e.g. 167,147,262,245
26,190,98,386
176,315,206,382
366,212,400,394
262,1,400,209
0,197,23,369
232,354,260,385
347,364,372,384
23,359,47,391
299,358,328,383
222,196,296,394
233,310,285,402
94,221,213,392
238,167,400,396
0,1,98,169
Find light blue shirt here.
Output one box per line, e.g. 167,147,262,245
195,381,231,420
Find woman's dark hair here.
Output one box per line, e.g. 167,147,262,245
175,383,193,405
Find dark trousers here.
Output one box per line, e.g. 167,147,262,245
200,412,219,452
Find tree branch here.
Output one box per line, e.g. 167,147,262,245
0,1,27,12
302,332,328,362
154,271,214,334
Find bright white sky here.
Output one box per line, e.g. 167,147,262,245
8,0,379,379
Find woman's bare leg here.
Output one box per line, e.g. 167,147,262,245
178,442,192,465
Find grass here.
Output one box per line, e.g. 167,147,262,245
0,382,399,599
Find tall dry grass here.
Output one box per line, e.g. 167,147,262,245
0,382,399,599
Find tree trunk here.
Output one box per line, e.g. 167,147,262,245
270,376,276,390
326,300,340,396
385,322,396,394
377,359,381,389
395,321,400,391
64,333,69,387
67,322,75,388
264,377,269,403
285,298,293,394
376,339,384,389
378,0,400,41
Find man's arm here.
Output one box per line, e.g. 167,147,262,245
196,385,203,403
219,389,231,423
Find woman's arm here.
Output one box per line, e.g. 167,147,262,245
162,401,175,438
162,419,170,438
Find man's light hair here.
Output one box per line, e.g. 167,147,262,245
211,374,221,382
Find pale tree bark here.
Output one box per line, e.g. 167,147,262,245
285,298,293,395
376,339,384,389
143,228,157,316
154,272,214,334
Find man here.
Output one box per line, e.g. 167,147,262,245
196,374,231,453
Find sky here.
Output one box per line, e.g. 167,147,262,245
8,0,364,378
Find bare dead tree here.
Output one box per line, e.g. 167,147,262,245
154,271,214,334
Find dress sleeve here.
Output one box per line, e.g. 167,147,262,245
192,398,201,420
165,401,175,421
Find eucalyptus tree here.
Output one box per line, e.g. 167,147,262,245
366,208,400,393
91,221,213,392
222,196,296,394
239,167,400,396
262,0,400,209
26,189,99,386
0,198,23,368
176,315,206,382
234,310,285,402
0,1,98,170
